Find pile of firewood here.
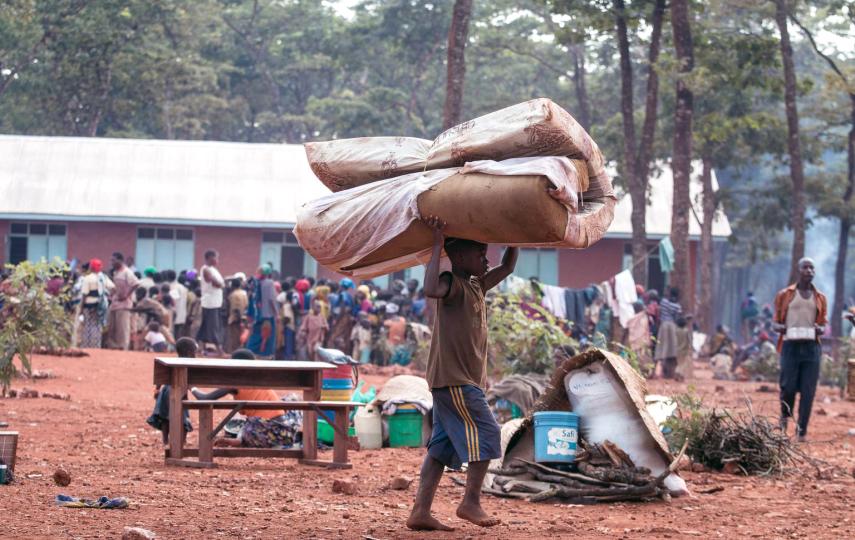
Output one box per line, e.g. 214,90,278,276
473,439,685,504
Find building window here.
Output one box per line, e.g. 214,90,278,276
516,248,558,286
8,222,67,264
260,231,317,278
136,227,194,271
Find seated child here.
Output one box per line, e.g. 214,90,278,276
145,321,169,353
147,337,198,445
190,349,301,448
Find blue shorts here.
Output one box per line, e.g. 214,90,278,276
428,385,501,469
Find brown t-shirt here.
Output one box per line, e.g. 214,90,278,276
426,272,488,389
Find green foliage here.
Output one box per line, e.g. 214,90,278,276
609,341,654,378
0,259,72,394
487,291,577,375
663,388,707,456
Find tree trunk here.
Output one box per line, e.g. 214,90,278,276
570,44,591,130
616,0,666,288
614,0,644,286
670,0,695,313
699,156,715,333
774,0,807,284
443,0,473,130
832,95,855,337
636,0,666,178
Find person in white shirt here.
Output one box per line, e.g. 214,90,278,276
196,249,225,355
145,321,169,353
165,269,189,337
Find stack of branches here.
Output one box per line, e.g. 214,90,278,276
672,404,826,476
474,439,685,504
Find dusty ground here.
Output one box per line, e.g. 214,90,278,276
1,349,853,540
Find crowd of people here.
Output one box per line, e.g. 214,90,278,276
12,249,432,364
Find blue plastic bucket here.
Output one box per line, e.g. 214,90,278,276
533,411,579,463
322,378,354,390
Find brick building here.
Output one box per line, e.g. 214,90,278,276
1,135,730,291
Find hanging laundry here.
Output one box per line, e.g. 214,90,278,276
613,269,639,328
589,283,606,326
540,284,567,319
659,237,675,273
595,304,613,339
564,288,587,328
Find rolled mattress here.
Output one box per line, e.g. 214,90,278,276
305,98,594,194
295,157,615,278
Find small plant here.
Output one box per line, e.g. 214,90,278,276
609,341,655,378
0,260,72,395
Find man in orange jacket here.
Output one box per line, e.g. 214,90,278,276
772,257,827,442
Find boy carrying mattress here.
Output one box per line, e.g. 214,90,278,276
407,216,518,531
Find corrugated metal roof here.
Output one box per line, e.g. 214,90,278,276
0,135,330,227
0,135,730,238
610,162,732,239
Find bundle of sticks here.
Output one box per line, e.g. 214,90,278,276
467,439,686,504
677,404,830,476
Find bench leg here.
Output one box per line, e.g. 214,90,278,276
333,406,349,466
198,406,214,466
168,368,187,460
302,377,320,461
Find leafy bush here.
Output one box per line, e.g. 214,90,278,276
0,260,72,394
487,292,577,375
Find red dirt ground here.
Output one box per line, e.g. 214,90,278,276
1,349,853,539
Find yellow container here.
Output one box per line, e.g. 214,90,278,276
321,389,353,402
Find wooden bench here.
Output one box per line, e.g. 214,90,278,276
180,400,362,469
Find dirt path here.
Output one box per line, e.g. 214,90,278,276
1,350,853,539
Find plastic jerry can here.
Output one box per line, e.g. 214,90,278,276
354,404,383,449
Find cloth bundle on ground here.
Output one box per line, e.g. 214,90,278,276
485,373,549,416
374,374,432,415
56,494,129,509
297,99,615,278
490,349,689,497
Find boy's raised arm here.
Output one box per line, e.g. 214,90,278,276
421,216,451,299
481,246,519,291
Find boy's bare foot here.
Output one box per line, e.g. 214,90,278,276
456,502,501,527
406,513,455,531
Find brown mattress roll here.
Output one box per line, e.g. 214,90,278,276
341,172,568,271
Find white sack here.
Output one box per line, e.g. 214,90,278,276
565,361,689,496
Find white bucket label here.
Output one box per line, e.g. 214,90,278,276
546,427,577,455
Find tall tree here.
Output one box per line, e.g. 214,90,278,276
690,2,784,333
773,0,807,284
443,0,474,129
789,11,855,337
569,43,591,130
614,0,666,288
669,0,694,312
699,157,715,332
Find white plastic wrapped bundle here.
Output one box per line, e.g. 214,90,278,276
565,362,690,496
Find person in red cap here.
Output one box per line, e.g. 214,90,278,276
78,258,114,348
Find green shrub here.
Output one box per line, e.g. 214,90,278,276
0,260,72,394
